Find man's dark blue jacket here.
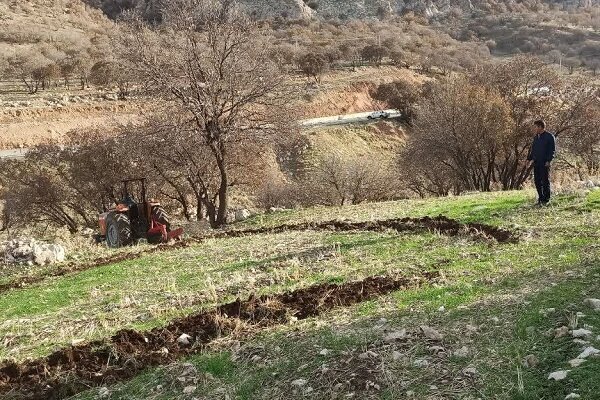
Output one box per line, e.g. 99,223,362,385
527,131,556,164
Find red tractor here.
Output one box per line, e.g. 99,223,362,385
98,178,183,248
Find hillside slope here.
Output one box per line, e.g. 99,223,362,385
0,0,112,54
1,190,600,399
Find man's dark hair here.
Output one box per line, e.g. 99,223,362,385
534,120,546,129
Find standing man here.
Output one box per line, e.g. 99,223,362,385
527,120,556,205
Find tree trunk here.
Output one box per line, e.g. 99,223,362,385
215,165,228,226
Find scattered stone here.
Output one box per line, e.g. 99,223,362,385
250,355,262,363
384,329,407,342
1,238,66,266
413,359,429,368
291,378,307,387
490,317,500,324
234,209,252,222
548,370,569,381
406,391,415,397
428,346,445,354
453,346,470,358
177,334,192,346
98,387,110,398
438,306,446,312
319,349,330,356
573,339,589,345
565,393,581,399
182,386,196,394
525,326,536,336
577,346,600,359
555,326,570,338
463,367,477,376
583,298,600,311
359,350,378,359
568,358,586,367
522,354,538,368
420,325,443,340
392,351,403,361
572,329,593,338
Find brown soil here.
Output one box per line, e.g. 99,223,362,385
0,216,516,295
0,272,438,399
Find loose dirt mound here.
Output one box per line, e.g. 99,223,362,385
0,216,516,295
0,272,438,399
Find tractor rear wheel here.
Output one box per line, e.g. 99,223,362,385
105,212,132,248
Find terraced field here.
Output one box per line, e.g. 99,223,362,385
1,190,600,400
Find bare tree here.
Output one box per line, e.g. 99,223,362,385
120,0,291,227
371,80,422,125
297,52,329,83
406,77,513,192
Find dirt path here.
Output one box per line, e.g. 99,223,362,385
0,272,439,399
0,216,517,295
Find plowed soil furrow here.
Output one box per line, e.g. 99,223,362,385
0,272,439,399
0,216,514,295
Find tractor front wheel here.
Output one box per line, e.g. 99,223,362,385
105,212,132,248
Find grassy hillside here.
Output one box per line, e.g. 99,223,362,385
1,189,600,399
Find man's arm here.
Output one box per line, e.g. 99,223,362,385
527,138,534,161
546,134,556,164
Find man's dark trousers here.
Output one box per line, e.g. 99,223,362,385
533,162,550,204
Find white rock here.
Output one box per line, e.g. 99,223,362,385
413,359,429,368
522,354,538,368
548,370,570,380
555,326,570,338
453,346,469,358
490,317,500,323
573,339,589,345
291,378,307,386
438,306,445,312
33,242,66,265
182,386,196,394
177,334,192,345
359,350,378,359
463,367,477,376
420,325,443,340
568,358,586,367
384,329,407,342
319,349,330,356
235,209,252,222
572,329,593,338
392,351,403,361
577,346,600,359
428,346,445,354
565,394,581,399
584,298,600,311
98,387,110,398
